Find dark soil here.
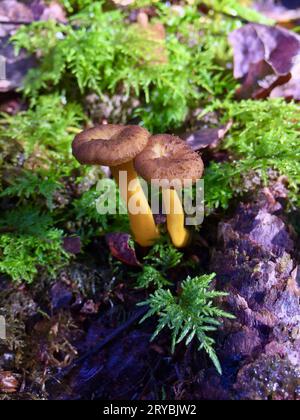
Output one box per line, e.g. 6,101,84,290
1,181,299,400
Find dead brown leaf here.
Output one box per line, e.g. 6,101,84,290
0,371,20,394
185,121,233,151
229,23,300,99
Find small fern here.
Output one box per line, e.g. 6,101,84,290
145,242,183,272
139,273,234,374
0,207,53,236
0,171,62,210
136,241,183,289
136,266,171,289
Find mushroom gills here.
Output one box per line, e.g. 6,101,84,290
111,161,160,247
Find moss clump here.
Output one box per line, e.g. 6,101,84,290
205,99,300,211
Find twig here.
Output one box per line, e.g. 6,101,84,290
76,306,148,364
0,21,33,25
210,9,250,24
51,306,149,383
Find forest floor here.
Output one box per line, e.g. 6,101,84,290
0,0,300,400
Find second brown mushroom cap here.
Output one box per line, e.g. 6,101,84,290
134,134,204,184
134,134,204,248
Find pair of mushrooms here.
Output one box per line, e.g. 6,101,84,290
72,125,203,248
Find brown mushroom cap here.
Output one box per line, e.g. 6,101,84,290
134,134,204,185
72,124,150,167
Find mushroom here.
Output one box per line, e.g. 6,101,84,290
134,134,204,248
72,124,160,247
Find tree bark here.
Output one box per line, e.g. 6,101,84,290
198,185,300,400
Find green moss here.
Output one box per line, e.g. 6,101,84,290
11,1,238,132
0,0,284,371
1,2,297,308
203,0,274,24
0,94,84,159
72,183,130,241
136,241,183,288
204,99,300,211
0,230,70,283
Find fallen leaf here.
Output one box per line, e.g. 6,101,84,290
39,1,67,23
0,0,66,92
235,60,291,100
185,121,233,151
106,233,141,267
229,23,300,99
255,0,300,25
0,371,20,393
270,60,300,99
0,1,33,37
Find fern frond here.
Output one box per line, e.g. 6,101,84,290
136,241,183,289
139,273,234,374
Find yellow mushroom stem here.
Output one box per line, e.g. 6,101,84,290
162,188,190,248
111,161,160,247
